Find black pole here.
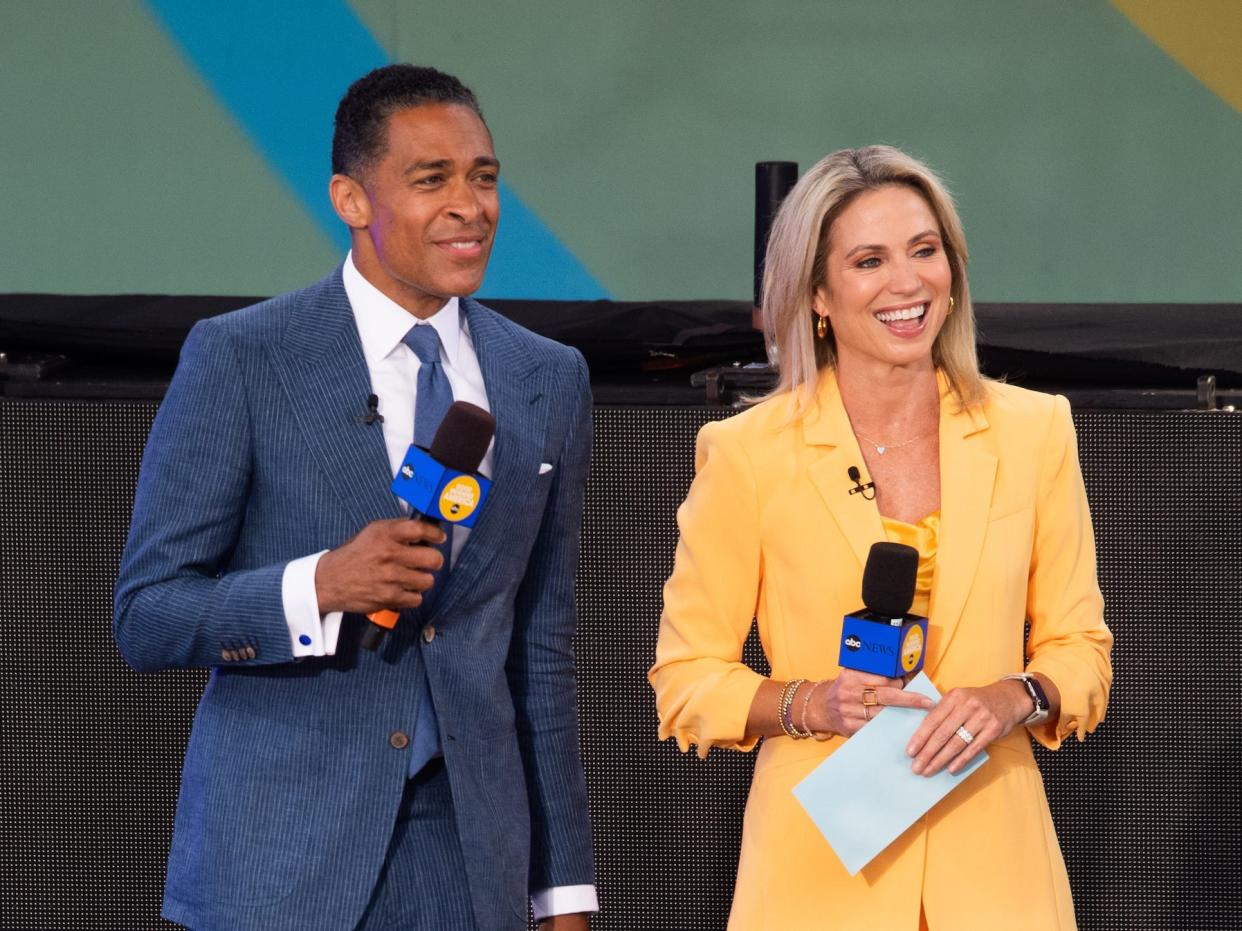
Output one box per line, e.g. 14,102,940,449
753,161,799,309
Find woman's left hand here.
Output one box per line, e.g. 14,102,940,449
906,680,1030,776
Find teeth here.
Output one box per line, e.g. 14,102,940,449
876,303,927,323
444,241,477,250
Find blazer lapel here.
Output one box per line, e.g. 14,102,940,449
270,270,400,532
802,371,997,676
805,374,886,571
925,380,995,674
428,299,543,621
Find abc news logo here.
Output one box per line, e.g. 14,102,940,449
843,634,895,656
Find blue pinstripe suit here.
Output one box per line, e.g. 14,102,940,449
114,268,595,930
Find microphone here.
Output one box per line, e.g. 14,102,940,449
361,401,497,651
360,393,384,425
847,466,876,500
838,542,928,678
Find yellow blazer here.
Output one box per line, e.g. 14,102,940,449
650,371,1112,931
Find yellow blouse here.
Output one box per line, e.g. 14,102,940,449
880,510,940,618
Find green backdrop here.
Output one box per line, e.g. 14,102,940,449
2,1,1239,302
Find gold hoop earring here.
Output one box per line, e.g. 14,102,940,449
948,296,956,315
815,314,828,340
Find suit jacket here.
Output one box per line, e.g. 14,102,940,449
651,371,1112,931
114,269,595,931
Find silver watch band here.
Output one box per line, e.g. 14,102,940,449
1003,673,1050,726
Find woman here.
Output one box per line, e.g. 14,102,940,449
649,146,1112,930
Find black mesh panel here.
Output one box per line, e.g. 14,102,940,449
1,400,1238,930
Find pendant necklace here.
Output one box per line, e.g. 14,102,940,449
854,426,937,456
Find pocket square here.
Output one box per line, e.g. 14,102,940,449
539,462,554,475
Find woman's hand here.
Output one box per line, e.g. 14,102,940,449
805,669,934,738
906,679,1031,776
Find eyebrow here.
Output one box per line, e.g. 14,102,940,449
403,156,500,177
844,229,941,259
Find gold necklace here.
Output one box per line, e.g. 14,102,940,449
854,426,937,456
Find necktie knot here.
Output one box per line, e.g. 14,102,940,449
402,325,442,365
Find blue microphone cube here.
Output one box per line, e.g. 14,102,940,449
838,611,928,678
390,446,491,527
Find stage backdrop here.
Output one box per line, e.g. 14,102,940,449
0,398,1238,930
2,1,1242,302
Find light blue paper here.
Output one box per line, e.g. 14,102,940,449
791,671,988,876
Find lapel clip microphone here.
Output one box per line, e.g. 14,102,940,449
847,466,876,501
360,393,384,425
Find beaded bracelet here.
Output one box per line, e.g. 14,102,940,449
797,679,827,740
779,678,809,739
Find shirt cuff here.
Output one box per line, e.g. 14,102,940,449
282,551,343,656
530,885,599,921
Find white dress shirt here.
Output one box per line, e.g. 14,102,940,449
279,253,596,919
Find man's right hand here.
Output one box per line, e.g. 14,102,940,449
314,518,447,614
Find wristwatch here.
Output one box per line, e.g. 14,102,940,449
1003,673,1050,726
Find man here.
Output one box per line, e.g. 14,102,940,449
114,65,596,930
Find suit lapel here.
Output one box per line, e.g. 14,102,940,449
804,374,886,571
429,299,543,620
925,380,995,674
270,270,400,532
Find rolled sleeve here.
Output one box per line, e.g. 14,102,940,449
1024,395,1113,750
650,420,767,759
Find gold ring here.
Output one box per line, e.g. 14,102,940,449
862,688,879,707
863,704,872,721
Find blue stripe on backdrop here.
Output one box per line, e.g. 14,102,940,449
143,0,609,298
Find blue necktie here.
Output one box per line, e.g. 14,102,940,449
401,324,453,776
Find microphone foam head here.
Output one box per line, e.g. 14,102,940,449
429,401,496,473
861,542,919,617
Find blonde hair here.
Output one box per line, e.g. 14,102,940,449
760,145,985,413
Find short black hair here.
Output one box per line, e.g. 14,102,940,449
331,64,485,177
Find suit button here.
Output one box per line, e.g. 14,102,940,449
422,626,436,643
220,648,236,662
242,645,256,660
390,731,410,750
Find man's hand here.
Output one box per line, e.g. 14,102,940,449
538,914,589,931
314,517,447,614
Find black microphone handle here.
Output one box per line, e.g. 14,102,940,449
360,620,387,652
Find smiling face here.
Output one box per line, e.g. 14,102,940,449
334,103,499,318
814,184,953,373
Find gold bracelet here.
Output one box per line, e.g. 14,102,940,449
779,678,808,739
797,679,826,739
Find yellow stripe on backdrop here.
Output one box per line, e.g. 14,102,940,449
1112,0,1242,115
